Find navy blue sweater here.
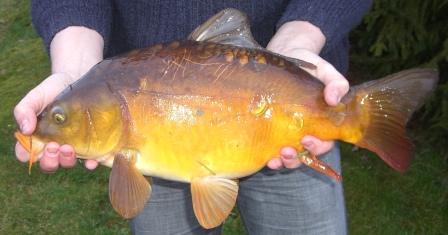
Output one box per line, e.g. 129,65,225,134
31,0,372,74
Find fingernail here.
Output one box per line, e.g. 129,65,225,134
20,119,29,133
61,151,73,158
304,145,312,150
303,141,313,149
46,147,58,154
85,160,98,170
331,91,341,104
283,154,295,159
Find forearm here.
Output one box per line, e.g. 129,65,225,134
50,26,104,79
31,0,112,78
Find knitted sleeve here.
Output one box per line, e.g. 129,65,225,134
277,0,372,50
31,0,112,52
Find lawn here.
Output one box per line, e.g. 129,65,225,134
1,1,447,234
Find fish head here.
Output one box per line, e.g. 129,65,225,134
33,77,125,159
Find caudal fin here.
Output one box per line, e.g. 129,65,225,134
353,68,438,172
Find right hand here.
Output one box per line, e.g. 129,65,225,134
14,26,104,173
14,73,99,172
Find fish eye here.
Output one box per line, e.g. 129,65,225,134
51,107,66,125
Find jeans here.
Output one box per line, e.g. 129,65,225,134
130,146,347,235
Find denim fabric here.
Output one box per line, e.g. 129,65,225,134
130,146,346,235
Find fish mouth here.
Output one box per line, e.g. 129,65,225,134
14,131,45,174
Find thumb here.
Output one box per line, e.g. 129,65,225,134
323,78,349,106
14,73,74,134
278,48,349,107
14,92,42,135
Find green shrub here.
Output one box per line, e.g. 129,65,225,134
350,0,448,154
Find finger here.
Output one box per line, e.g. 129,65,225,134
14,102,39,135
280,155,302,169
84,160,99,170
15,142,42,163
323,77,349,106
277,146,300,169
279,49,349,106
14,73,74,134
39,142,60,173
303,56,348,106
15,142,29,162
312,61,348,106
267,157,284,170
279,146,298,157
301,135,334,156
15,142,30,162
14,82,50,134
59,144,77,168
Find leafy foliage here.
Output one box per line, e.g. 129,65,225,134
350,0,448,154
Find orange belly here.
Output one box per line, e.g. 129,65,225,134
121,90,346,182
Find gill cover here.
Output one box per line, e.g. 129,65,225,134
35,68,125,158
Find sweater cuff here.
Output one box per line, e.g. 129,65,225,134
31,1,112,53
277,0,372,50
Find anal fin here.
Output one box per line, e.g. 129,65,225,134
191,177,239,229
109,151,151,219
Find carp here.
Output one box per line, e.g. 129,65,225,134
15,9,438,228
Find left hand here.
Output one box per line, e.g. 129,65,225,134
265,21,349,170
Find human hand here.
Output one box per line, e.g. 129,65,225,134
14,26,104,173
14,73,100,172
265,21,349,169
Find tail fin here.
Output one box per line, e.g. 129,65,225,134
353,68,438,172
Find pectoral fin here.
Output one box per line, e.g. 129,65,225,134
298,151,342,182
109,151,151,219
191,177,239,229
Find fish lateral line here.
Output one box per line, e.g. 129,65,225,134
196,160,216,175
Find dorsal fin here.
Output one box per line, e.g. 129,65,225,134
188,8,263,50
189,8,317,70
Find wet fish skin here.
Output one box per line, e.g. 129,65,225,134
34,39,438,179
36,40,335,180
15,8,439,229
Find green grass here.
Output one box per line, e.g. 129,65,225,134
0,1,129,234
342,144,448,234
1,1,447,234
